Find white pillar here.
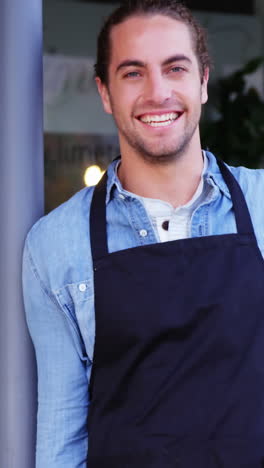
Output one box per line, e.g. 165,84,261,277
0,1,44,467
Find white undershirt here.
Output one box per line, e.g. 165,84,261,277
142,153,208,242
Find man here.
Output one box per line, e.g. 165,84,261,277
23,0,264,467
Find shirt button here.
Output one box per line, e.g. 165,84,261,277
162,220,169,231
119,194,125,200
139,229,148,237
79,283,87,292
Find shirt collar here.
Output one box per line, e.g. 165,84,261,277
105,156,121,204
204,151,231,198
105,150,231,204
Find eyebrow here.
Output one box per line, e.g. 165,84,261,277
162,54,192,66
115,54,192,74
116,60,145,73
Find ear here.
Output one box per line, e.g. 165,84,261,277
201,67,209,104
95,77,113,115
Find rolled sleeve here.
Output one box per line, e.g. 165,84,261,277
22,241,90,468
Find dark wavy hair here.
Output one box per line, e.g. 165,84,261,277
95,0,211,85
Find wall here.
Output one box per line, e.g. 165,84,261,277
43,0,263,134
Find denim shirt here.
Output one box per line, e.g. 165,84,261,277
22,151,264,468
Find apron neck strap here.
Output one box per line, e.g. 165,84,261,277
90,172,109,260
90,159,256,261
216,158,255,237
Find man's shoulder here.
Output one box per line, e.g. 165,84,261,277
227,163,264,196
24,186,95,288
219,160,264,236
206,152,264,231
28,186,94,243
206,151,264,194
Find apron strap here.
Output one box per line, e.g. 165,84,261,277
89,159,256,261
90,171,108,261
216,158,255,236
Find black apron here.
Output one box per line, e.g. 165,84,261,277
87,159,264,467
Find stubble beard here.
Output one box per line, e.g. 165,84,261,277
123,122,198,165
117,113,201,166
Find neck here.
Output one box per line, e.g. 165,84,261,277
117,143,204,208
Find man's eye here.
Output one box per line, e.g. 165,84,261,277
124,71,141,78
170,66,185,73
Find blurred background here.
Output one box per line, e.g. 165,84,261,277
43,0,264,212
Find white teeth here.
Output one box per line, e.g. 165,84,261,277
140,112,179,125
148,120,173,127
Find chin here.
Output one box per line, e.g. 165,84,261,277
138,149,181,165
141,143,186,162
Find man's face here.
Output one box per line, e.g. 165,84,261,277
96,14,209,164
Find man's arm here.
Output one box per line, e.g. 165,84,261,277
22,240,90,468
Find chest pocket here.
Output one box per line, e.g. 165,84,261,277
55,279,95,362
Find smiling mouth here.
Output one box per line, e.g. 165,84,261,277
138,112,182,127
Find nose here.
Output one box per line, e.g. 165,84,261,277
143,71,172,105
